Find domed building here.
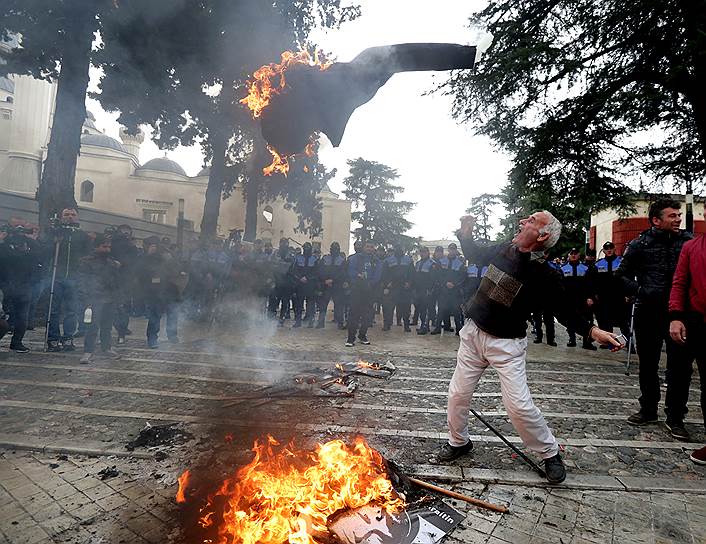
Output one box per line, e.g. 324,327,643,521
0,55,351,251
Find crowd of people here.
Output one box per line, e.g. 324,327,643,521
0,197,704,474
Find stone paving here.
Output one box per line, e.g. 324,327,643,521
0,313,704,543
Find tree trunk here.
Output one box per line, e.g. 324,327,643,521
199,133,228,240
244,170,261,242
37,15,95,232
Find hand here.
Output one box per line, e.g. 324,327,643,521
459,215,476,237
586,298,594,307
446,282,455,289
300,277,307,283
590,327,624,352
325,279,333,287
670,320,687,345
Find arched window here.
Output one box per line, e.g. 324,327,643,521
6,96,13,103
263,205,274,224
80,180,94,203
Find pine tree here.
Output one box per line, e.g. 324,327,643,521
342,158,416,249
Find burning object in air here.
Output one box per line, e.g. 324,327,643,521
241,43,476,175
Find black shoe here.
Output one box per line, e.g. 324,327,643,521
417,328,428,335
345,340,355,347
10,344,30,353
26,325,35,331
47,341,63,352
444,326,453,332
627,411,658,426
665,421,691,441
582,343,597,351
547,340,557,347
430,328,441,335
62,339,76,352
430,441,473,463
292,321,302,328
358,336,370,345
567,341,577,347
599,344,610,350
544,454,566,484
533,337,543,344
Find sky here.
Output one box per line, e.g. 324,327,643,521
88,0,511,242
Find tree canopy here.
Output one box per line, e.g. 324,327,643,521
465,193,499,242
342,158,416,249
448,0,706,245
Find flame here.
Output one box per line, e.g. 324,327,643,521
189,436,403,544
176,469,191,504
357,360,378,369
241,50,330,176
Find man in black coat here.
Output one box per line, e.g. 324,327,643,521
616,198,693,438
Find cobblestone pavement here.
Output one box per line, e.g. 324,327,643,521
0,314,704,543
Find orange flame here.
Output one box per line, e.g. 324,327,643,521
192,436,403,544
241,50,330,176
176,469,191,504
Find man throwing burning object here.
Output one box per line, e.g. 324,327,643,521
432,212,623,483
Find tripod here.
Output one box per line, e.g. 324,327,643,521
43,224,74,351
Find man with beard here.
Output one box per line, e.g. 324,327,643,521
317,241,347,329
433,213,622,483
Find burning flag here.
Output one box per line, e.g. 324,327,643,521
241,43,476,175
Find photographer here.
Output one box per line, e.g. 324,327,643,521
616,198,692,437
45,207,91,352
0,225,41,352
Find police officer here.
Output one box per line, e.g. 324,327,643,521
560,248,596,350
346,240,382,346
291,242,319,328
317,241,347,329
413,247,435,335
591,241,630,346
463,262,481,300
533,249,558,346
381,244,414,332
268,238,294,325
432,243,465,334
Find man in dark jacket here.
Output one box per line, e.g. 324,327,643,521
616,198,692,436
317,241,347,329
434,213,621,484
413,247,435,335
78,235,122,363
290,242,319,328
138,237,183,348
111,224,139,344
345,241,382,346
431,243,466,334
590,241,631,346
560,249,596,350
381,245,414,332
46,208,92,351
0,229,41,352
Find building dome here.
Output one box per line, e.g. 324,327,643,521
86,110,96,121
80,133,128,153
0,76,14,94
138,157,187,177
198,166,210,177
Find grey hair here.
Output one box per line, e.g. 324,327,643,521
539,211,562,248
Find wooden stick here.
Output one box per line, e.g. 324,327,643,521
408,477,509,513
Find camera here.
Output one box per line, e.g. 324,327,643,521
48,215,81,235
0,224,33,236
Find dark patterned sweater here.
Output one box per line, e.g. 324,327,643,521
458,235,593,339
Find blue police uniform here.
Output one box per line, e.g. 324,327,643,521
381,253,415,330
346,251,381,344
560,261,594,348
413,257,436,333
317,252,347,328
592,255,630,337
432,254,466,333
290,252,319,327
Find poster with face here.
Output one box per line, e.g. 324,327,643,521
328,500,464,544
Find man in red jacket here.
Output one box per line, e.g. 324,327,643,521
669,211,706,465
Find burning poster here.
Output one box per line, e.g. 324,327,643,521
328,500,464,544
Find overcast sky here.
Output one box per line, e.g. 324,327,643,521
88,0,511,241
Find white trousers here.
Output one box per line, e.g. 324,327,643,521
447,320,559,459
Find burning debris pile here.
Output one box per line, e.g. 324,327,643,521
223,360,396,408
175,436,470,544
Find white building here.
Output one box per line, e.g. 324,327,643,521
0,40,351,252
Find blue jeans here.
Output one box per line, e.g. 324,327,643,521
146,302,178,341
48,279,79,341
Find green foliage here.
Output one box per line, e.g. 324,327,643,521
447,0,706,248
342,158,417,249
466,193,500,241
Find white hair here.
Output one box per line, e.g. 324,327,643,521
539,211,562,248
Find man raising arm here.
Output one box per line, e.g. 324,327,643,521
433,212,622,484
